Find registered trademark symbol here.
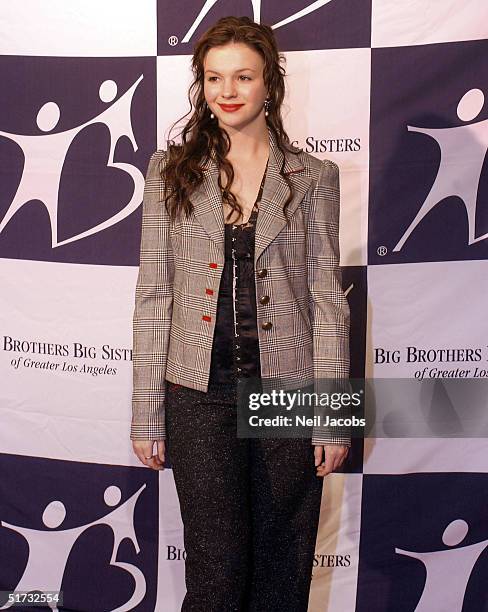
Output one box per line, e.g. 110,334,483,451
377,245,388,256
168,35,178,46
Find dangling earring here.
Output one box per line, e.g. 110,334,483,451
264,98,270,117
206,102,215,119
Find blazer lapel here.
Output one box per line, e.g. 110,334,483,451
190,126,313,260
190,156,225,253
255,128,312,262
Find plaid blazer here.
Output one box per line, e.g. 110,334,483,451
131,127,351,446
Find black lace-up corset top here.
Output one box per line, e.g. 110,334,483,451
208,161,268,384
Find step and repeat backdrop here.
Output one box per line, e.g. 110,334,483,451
1,1,487,610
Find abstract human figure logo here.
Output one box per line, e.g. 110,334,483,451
180,0,334,42
0,76,145,248
0,484,146,611
395,518,488,611
394,88,488,251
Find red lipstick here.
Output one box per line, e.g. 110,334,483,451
218,103,244,112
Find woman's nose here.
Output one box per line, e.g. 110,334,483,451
222,80,237,98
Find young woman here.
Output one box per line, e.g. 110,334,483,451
131,16,350,612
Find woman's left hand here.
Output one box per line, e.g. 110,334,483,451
314,444,349,477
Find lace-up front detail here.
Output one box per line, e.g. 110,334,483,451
209,161,267,384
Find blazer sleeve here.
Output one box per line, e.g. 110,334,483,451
306,159,352,447
130,150,174,441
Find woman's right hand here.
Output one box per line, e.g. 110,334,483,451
132,440,166,470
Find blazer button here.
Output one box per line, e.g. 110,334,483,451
259,295,270,305
257,268,267,278
261,321,272,330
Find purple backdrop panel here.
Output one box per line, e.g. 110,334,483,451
368,39,488,265
157,0,371,54
0,453,159,611
356,472,488,612
0,55,157,266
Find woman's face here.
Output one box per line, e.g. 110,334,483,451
203,42,268,131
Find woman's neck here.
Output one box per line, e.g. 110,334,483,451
221,126,269,163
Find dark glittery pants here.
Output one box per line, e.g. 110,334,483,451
165,381,324,612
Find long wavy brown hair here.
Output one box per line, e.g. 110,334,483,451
161,15,302,224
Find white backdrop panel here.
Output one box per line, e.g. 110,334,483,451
310,474,362,612
156,49,370,268
0,258,138,467
372,0,488,48
0,0,157,57
364,437,488,474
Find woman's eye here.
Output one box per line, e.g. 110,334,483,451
207,75,251,82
